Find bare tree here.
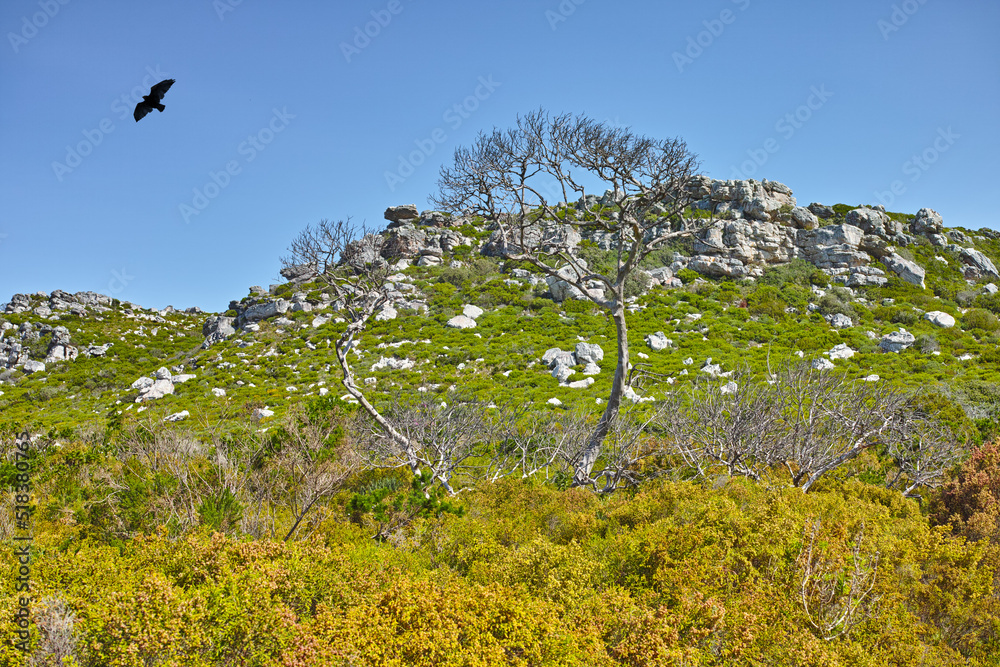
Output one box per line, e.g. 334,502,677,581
479,407,589,484
771,365,913,492
282,219,420,470
885,416,966,499
434,109,707,487
272,405,359,541
354,394,495,494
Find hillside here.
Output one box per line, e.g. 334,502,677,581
3,176,1000,664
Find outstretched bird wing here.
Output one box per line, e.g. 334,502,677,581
134,79,176,122
148,79,175,103
133,102,153,122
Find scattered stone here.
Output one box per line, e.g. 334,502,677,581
864,374,880,382
164,410,189,422
880,329,916,353
370,357,415,371
252,407,274,419
645,331,673,351
552,364,576,383
462,304,484,320
375,304,397,321
720,381,738,394
924,311,956,328
812,358,835,371
547,398,563,406
828,313,853,329
582,362,601,375
827,343,856,360
446,315,477,329
564,377,595,389
22,360,45,374
212,388,226,397
574,342,604,364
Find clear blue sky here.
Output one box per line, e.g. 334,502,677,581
2,0,997,311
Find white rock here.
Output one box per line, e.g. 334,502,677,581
312,315,331,328
252,407,274,419
155,367,172,380
371,356,415,371
637,352,649,359
827,343,856,360
646,331,673,351
828,313,853,329
131,376,154,390
375,304,397,321
318,387,329,396
172,374,196,383
23,360,45,374
574,342,604,364
552,364,576,383
720,381,738,395
812,358,835,371
446,315,477,329
462,304,484,320
880,329,916,353
164,410,189,422
212,388,226,397
564,377,595,389
582,362,601,375
864,374,880,382
547,398,563,406
924,311,956,328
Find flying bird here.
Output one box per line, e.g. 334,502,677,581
133,79,176,122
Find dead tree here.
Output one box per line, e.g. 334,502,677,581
885,416,965,499
434,109,707,487
770,364,913,492
282,219,420,471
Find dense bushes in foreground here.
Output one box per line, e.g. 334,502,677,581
3,475,1000,666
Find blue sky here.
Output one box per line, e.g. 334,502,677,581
2,0,997,311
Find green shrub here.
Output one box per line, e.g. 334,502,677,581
963,308,1000,332
676,268,700,285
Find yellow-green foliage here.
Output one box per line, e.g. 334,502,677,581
3,478,999,665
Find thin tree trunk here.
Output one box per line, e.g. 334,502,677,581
574,294,628,487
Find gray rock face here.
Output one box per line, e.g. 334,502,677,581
687,255,750,278
847,266,888,287
546,261,595,302
279,263,318,283
959,248,1000,279
462,304,484,320
790,206,819,230
808,203,836,219
574,342,604,364
482,221,581,258
845,207,903,237
880,330,916,353
202,315,236,342
911,208,944,235
827,343,856,360
552,364,575,383
812,358,835,371
543,348,576,369
381,225,427,258
881,253,926,287
243,299,290,323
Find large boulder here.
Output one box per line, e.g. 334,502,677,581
243,299,290,323
959,248,1000,279
881,253,926,287
645,332,673,352
880,330,916,353
911,208,944,235
384,204,419,223
924,311,956,328
279,263,318,283
845,207,903,238
446,315,477,329
381,225,427,258
574,342,604,364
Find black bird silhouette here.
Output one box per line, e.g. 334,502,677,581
133,79,176,122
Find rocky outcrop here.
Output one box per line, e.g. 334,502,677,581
881,254,926,287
